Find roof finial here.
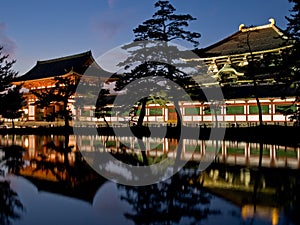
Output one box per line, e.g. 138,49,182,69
239,24,245,31
269,18,275,26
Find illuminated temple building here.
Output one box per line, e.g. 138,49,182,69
14,51,105,122
13,19,296,126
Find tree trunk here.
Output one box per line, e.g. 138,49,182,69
64,101,69,128
254,82,263,127
137,97,147,127
64,115,69,128
256,97,263,127
253,81,264,167
11,119,15,129
103,116,110,127
173,101,183,171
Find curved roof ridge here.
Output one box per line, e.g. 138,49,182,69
37,50,92,64
198,19,292,57
239,18,276,32
16,50,98,81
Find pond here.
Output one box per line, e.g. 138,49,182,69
0,134,299,225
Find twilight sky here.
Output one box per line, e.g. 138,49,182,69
0,0,293,75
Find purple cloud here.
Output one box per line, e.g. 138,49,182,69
93,19,122,40
107,0,117,8
0,22,17,57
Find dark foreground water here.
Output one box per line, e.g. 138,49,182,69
1,134,299,225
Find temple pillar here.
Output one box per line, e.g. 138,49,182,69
28,105,36,121
43,106,47,119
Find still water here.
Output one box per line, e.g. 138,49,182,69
0,134,299,225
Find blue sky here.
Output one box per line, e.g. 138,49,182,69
0,0,292,75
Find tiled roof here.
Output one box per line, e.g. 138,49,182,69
199,20,293,57
17,51,101,81
192,83,295,102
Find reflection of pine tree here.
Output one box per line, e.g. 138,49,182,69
0,138,25,225
3,145,25,175
274,170,300,225
0,181,24,225
118,169,220,225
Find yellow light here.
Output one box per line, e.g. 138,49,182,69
272,208,279,225
24,138,29,148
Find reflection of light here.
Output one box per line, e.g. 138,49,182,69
24,138,29,148
272,208,279,225
241,205,251,220
241,205,279,225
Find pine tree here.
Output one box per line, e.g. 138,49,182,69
277,0,300,124
0,47,17,93
285,0,300,89
1,85,26,128
286,0,300,42
114,0,201,128
0,47,25,128
95,88,111,127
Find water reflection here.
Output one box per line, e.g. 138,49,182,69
0,134,105,203
0,140,25,225
76,135,300,169
202,163,300,225
118,170,220,225
2,135,299,170
0,180,24,225
0,134,299,225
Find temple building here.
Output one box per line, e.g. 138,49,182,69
12,19,297,126
196,18,293,86
183,18,296,126
14,51,106,123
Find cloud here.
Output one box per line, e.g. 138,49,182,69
91,7,134,43
107,0,117,8
94,20,122,40
0,23,17,57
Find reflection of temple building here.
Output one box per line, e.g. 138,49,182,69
0,134,105,203
11,19,296,126
1,134,299,171
1,135,299,171
75,135,300,169
201,164,282,225
0,134,297,224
